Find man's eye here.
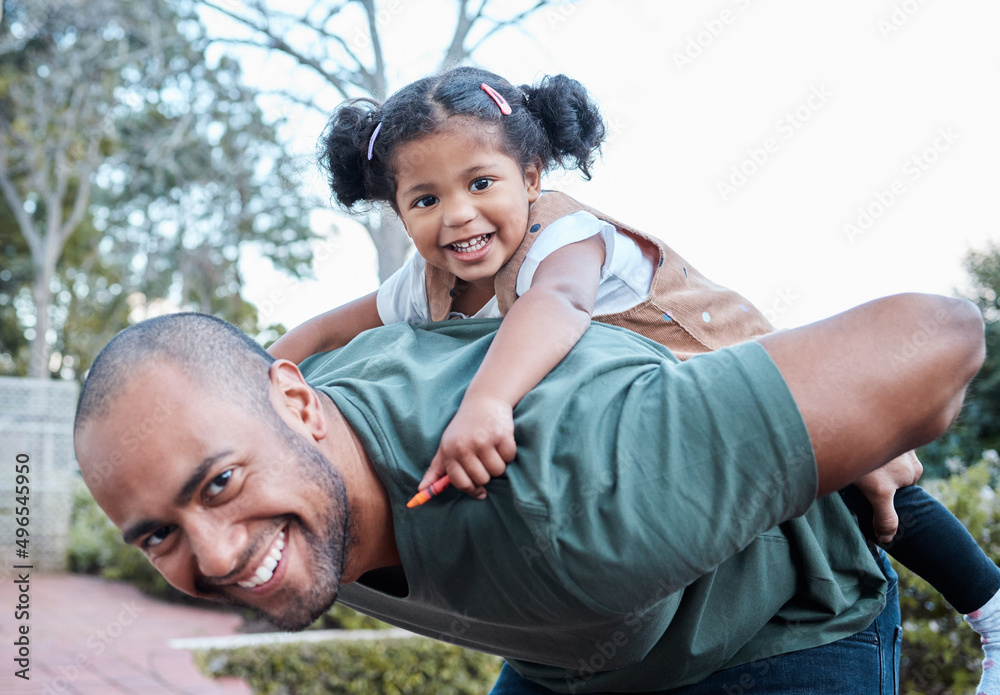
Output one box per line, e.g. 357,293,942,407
414,195,437,208
206,470,232,499
146,525,176,548
470,178,492,192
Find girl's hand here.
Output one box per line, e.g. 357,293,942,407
421,395,518,499
853,450,923,544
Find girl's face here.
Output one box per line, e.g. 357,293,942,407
392,121,541,294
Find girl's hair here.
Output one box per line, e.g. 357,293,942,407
319,66,606,211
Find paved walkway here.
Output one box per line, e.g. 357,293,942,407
0,573,253,695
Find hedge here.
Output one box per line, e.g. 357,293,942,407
196,638,503,695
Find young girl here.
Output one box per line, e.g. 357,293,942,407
268,66,1000,692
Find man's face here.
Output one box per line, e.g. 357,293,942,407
75,362,349,630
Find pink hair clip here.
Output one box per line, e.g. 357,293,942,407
367,122,383,161
480,83,512,115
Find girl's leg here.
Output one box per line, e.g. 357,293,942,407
840,484,1000,613
840,461,1000,695
966,590,1000,695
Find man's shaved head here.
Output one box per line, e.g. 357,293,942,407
75,312,275,436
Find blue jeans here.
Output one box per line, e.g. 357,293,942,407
490,550,901,695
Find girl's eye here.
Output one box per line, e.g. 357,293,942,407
414,195,437,208
145,525,176,549
471,178,492,192
205,470,232,499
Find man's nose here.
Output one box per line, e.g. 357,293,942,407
189,518,247,580
442,195,477,228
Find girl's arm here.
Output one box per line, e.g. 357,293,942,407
267,291,383,363
419,235,606,498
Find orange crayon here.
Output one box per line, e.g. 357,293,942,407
406,475,452,508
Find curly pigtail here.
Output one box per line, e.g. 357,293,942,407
318,98,386,211
522,74,606,181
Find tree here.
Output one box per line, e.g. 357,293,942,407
95,48,316,336
0,0,122,376
0,190,131,379
195,0,564,282
0,194,32,373
0,0,315,377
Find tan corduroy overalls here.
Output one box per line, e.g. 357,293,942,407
424,191,774,360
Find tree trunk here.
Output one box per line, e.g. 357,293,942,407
29,263,54,378
369,207,411,282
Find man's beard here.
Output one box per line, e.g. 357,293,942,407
196,413,352,631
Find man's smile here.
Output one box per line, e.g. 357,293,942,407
236,526,288,591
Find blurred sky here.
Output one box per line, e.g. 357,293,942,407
235,0,1000,331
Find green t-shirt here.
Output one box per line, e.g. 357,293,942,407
299,319,886,693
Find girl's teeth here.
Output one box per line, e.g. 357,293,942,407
451,234,490,252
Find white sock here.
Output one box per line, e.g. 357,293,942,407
965,586,1000,695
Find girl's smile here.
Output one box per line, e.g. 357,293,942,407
447,232,494,261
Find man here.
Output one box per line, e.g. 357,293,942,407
74,293,984,693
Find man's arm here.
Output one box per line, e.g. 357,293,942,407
758,293,984,496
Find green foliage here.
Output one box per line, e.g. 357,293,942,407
311,604,391,632
919,321,1000,477
196,638,503,695
897,455,1000,694
965,243,1000,321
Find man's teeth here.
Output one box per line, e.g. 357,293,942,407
450,234,490,253
237,531,285,589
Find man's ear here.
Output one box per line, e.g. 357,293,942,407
524,158,542,203
268,360,328,441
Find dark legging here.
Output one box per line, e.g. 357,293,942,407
839,483,1000,614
